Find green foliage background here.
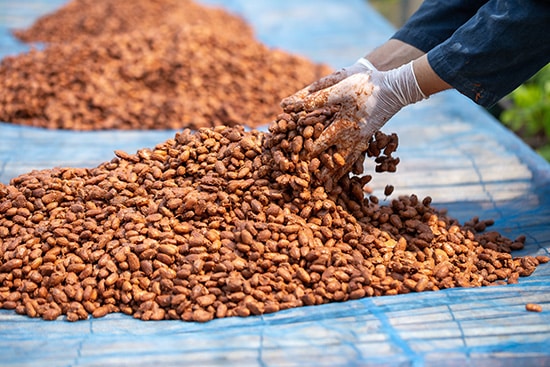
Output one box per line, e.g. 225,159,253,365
500,65,550,161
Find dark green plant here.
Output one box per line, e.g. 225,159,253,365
500,64,550,161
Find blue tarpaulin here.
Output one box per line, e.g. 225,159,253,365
0,1,549,366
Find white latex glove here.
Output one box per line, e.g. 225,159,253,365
283,58,378,101
281,58,427,181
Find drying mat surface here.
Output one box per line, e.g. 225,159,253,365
1,1,549,366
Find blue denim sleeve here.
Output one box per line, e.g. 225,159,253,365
393,0,550,107
392,0,489,53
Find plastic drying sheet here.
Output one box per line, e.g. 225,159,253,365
0,1,549,366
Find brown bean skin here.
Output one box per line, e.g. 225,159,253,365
525,303,542,312
0,86,538,324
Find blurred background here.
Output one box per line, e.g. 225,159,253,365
369,0,422,27
369,0,550,162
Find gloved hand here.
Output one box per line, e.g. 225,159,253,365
281,58,427,182
282,57,377,104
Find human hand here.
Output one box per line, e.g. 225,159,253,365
281,58,377,107
281,58,427,182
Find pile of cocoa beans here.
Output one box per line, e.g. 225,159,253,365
0,107,546,322
12,0,254,44
0,0,331,130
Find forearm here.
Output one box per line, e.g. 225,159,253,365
412,54,451,97
365,39,424,71
366,0,486,73
365,42,451,97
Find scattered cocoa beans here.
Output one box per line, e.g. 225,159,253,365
0,106,546,323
